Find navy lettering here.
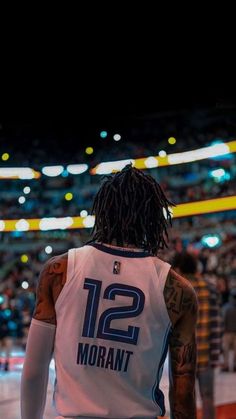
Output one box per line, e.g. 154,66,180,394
77,343,89,364
88,345,98,366
96,345,106,368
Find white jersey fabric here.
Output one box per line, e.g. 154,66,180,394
53,243,171,419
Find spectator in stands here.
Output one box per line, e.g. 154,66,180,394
173,251,222,419
0,294,13,371
222,288,236,372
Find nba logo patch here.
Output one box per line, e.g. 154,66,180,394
113,261,121,274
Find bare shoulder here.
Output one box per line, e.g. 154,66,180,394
164,268,198,327
45,252,68,274
33,252,68,324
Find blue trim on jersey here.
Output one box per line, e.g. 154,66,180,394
88,242,152,258
152,323,172,416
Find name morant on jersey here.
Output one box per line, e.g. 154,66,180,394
77,342,133,372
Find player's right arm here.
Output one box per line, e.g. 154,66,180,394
164,269,198,419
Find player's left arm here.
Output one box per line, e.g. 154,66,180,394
21,253,68,419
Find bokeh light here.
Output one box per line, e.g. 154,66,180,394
18,196,26,204
2,153,10,161
65,192,73,201
21,254,29,263
113,134,121,141
168,137,176,145
100,131,108,139
159,150,167,157
23,186,31,194
85,147,94,155
80,210,88,218
45,245,53,254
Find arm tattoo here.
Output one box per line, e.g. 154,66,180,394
164,272,184,315
33,253,68,325
165,269,198,419
164,269,197,320
170,333,196,374
169,333,197,419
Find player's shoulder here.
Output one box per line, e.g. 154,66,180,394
33,252,69,323
42,252,68,275
164,268,198,327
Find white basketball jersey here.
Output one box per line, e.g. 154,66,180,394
53,243,171,419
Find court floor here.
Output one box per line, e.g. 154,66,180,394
1,347,236,419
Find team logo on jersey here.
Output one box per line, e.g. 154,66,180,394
113,261,121,274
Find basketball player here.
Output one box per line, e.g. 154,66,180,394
21,165,198,419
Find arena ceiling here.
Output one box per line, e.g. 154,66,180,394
0,76,235,151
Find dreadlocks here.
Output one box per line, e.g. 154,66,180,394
89,164,174,255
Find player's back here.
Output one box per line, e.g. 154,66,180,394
53,243,171,419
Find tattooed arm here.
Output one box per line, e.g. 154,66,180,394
164,269,198,419
21,253,68,419
33,252,68,324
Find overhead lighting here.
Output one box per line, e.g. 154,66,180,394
80,210,88,218
113,134,121,141
82,215,95,228
172,196,236,218
21,281,29,289
159,150,167,157
168,143,230,165
18,196,26,204
0,220,5,231
39,217,74,231
67,164,88,175
23,186,31,194
42,165,64,177
21,254,29,263
91,159,135,175
0,195,236,233
85,147,94,155
0,167,40,179
100,131,108,139
45,245,53,254
15,219,30,231
144,157,159,168
18,168,40,179
65,192,73,201
1,153,10,161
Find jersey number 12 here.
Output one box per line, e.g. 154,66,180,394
82,278,145,345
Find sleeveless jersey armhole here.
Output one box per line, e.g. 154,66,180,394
65,248,76,286
54,249,76,310
151,257,172,326
151,257,171,294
